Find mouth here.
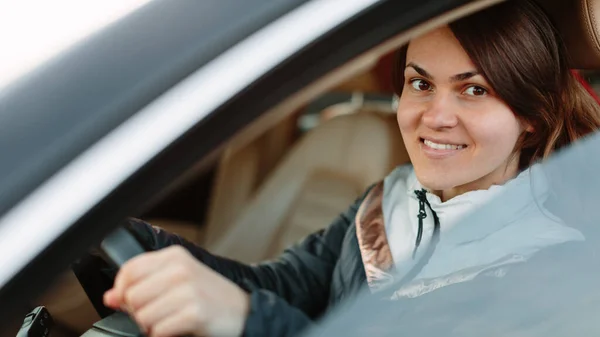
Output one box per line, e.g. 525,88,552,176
419,138,467,158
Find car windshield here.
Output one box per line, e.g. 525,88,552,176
0,0,152,90
303,128,600,336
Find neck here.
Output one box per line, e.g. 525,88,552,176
433,159,521,202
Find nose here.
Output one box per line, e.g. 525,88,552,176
421,92,459,129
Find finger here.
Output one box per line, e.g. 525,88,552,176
114,251,164,288
149,304,205,337
103,288,120,309
111,246,194,311
124,263,193,311
134,285,200,334
109,251,168,308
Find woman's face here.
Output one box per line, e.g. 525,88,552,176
397,26,527,200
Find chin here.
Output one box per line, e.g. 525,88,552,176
417,177,456,191
413,167,467,192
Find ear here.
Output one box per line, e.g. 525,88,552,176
520,119,534,133
525,124,535,133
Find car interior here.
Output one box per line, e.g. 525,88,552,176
9,0,600,335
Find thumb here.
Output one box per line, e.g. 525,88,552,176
103,288,122,310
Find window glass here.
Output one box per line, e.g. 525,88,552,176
0,0,152,90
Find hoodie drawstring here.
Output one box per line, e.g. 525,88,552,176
413,189,440,258
381,189,442,296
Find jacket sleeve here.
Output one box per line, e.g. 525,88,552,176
128,187,369,313
126,187,371,336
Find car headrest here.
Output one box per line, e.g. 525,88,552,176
537,0,600,69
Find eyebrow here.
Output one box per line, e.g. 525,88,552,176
450,71,480,82
405,62,480,82
406,62,433,79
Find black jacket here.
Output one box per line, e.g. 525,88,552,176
125,187,374,337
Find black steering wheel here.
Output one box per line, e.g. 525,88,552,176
78,226,149,337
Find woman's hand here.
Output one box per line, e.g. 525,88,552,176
103,246,250,337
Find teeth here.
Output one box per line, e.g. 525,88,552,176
424,139,465,150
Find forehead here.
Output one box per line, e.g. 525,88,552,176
406,26,476,73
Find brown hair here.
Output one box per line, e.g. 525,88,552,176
393,0,600,169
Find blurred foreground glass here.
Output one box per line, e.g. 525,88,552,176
304,130,600,336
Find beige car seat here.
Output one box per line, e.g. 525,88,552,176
207,109,408,263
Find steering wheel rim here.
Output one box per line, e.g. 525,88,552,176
72,225,149,336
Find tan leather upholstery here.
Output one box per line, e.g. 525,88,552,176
264,169,365,257
204,116,297,245
538,0,600,69
208,110,408,263
204,144,261,244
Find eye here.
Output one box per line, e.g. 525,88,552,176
410,79,432,92
463,85,487,96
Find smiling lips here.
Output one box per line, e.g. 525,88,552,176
420,138,467,158
423,139,466,150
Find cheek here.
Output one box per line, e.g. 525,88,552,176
468,112,522,151
396,97,419,132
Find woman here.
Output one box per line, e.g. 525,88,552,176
101,1,600,336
